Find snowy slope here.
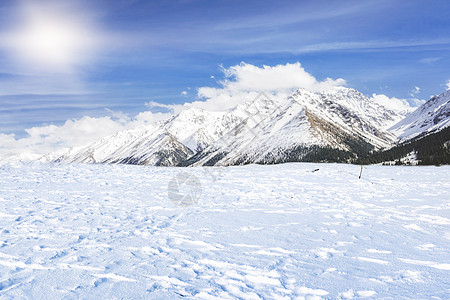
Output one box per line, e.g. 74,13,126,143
50,87,404,166
187,88,400,166
163,108,239,152
389,89,450,141
0,162,449,299
49,107,244,165
46,125,193,166
318,88,405,130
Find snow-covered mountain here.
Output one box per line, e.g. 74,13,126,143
45,108,243,166
49,87,410,166
185,88,401,166
389,89,450,141
47,125,193,166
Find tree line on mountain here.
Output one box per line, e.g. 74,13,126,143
172,127,450,166
354,127,450,166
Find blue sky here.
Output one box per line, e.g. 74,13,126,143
0,0,449,141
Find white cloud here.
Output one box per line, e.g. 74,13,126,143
371,86,424,110
0,117,125,161
219,62,346,93
447,80,450,90
173,62,347,112
181,91,187,96
409,86,420,97
370,94,415,114
404,86,426,107
132,111,174,125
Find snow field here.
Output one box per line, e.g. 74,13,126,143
0,162,449,299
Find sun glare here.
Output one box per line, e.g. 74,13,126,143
5,2,98,73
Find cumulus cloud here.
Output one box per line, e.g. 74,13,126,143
370,86,426,113
170,62,347,112
370,94,415,114
218,62,346,92
0,116,125,161
447,80,450,90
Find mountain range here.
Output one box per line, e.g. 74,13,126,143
46,87,450,166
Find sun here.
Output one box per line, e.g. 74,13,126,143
5,2,98,73
19,19,83,67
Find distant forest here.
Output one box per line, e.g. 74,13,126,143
354,127,450,165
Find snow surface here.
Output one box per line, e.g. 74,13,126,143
0,162,449,299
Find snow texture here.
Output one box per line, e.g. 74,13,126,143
0,162,449,299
